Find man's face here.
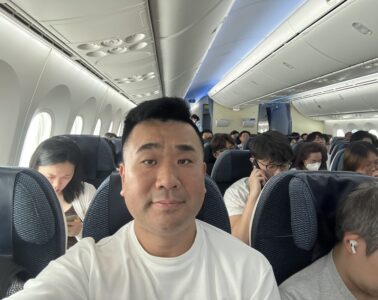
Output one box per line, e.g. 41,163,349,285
119,120,206,238
253,158,290,179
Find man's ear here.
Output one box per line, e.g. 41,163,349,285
119,163,125,197
343,232,361,255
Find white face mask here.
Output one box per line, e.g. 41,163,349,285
305,162,321,171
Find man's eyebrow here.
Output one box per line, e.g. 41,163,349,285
175,144,196,152
136,143,196,153
136,143,162,153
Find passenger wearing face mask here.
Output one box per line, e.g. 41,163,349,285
291,142,328,171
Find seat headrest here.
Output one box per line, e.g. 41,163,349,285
287,171,374,251
0,167,65,277
211,150,251,183
203,143,215,164
61,135,116,187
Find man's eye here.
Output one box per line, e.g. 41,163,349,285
142,160,156,166
178,159,192,165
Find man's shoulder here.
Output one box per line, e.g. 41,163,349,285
197,220,270,266
279,253,330,299
225,177,249,195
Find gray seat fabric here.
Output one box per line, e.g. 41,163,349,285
329,149,345,171
211,150,252,195
0,167,65,277
83,173,230,242
251,170,374,285
61,135,116,188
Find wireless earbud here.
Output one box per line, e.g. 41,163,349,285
350,240,357,254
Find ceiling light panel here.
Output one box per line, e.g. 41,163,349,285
10,0,161,102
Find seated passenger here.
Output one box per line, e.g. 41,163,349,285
230,130,240,143
280,181,378,300
343,141,378,177
210,133,236,159
291,142,327,171
306,131,326,146
29,136,96,248
201,129,213,144
237,131,251,149
224,130,293,244
350,130,374,144
7,97,280,299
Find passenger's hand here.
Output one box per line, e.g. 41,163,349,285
372,170,378,177
248,168,268,198
67,217,82,237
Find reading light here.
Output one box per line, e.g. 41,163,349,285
352,22,372,35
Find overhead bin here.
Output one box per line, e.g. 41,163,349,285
211,0,378,112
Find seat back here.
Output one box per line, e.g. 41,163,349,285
83,173,230,241
329,140,348,163
251,170,374,285
0,167,65,277
61,134,116,188
203,142,216,175
111,137,123,166
329,149,345,171
211,150,252,195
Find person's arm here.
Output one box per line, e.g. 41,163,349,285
72,183,97,240
5,240,94,300
226,169,267,244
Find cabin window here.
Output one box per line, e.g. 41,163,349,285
336,129,344,137
108,121,114,133
117,122,124,136
369,129,378,137
71,116,83,134
93,118,102,136
19,112,52,167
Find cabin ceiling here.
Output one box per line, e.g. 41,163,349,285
2,0,378,120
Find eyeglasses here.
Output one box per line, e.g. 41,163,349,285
251,159,291,171
364,160,378,170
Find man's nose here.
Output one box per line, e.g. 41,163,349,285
155,162,180,190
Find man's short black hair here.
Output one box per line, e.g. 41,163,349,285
121,97,203,158
249,130,293,163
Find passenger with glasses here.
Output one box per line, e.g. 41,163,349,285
343,141,378,177
210,133,237,159
224,130,293,244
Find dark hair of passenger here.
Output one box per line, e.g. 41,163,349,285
230,130,239,136
335,181,378,255
29,136,84,203
249,130,293,163
350,130,373,143
201,129,213,135
306,131,324,142
210,133,235,155
300,133,308,141
291,142,327,170
121,97,203,154
190,114,200,121
343,141,378,172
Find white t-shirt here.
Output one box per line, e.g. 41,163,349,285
7,220,280,300
224,177,250,216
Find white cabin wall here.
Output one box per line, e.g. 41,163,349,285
291,104,324,134
212,102,258,134
0,12,135,166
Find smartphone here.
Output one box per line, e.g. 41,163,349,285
66,215,79,222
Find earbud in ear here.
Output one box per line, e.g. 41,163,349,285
350,240,357,254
